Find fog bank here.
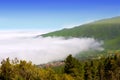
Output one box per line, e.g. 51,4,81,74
0,31,103,64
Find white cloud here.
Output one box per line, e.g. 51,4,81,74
0,31,103,64
0,30,50,39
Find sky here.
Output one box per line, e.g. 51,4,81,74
0,0,120,30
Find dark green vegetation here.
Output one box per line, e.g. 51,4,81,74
42,16,120,50
1,52,120,80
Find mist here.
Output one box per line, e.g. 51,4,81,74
0,31,103,64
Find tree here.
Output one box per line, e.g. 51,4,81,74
84,62,92,80
64,54,84,80
0,58,15,80
97,61,104,80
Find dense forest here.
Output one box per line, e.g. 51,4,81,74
0,52,120,80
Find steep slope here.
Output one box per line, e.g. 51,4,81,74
41,16,120,50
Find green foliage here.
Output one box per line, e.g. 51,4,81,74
0,58,14,80
42,16,120,50
1,52,120,80
51,65,64,74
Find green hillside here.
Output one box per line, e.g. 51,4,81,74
42,16,120,50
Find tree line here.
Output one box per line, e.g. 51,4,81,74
0,52,120,80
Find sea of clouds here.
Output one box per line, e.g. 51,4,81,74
0,30,103,64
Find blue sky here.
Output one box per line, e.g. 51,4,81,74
0,0,120,30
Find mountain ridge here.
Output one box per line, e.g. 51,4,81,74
41,16,120,50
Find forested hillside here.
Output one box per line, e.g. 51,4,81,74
42,16,120,50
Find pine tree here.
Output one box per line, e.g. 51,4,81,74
97,61,104,80
84,62,92,80
64,54,84,80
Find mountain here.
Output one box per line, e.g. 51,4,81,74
41,16,120,50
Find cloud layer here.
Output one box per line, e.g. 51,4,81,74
0,31,103,64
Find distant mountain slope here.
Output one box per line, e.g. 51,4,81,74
41,16,120,50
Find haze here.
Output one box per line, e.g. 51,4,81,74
0,30,103,64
